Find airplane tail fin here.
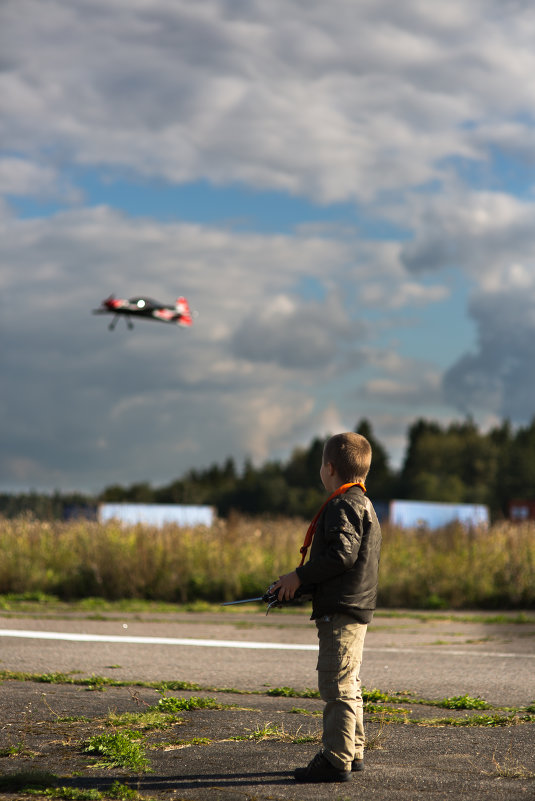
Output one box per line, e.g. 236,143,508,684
175,296,193,327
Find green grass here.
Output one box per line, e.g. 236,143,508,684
414,712,535,727
156,695,232,712
289,707,321,716
266,686,319,698
364,703,410,717
23,781,144,800
0,669,203,694
2,592,534,623
29,788,103,800
271,686,406,707
85,698,230,766
0,776,147,801
83,732,150,772
436,694,490,710
363,688,393,703
0,742,31,756
373,609,535,625
0,771,150,801
1,669,530,720
156,680,203,693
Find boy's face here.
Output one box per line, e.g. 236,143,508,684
320,449,338,492
319,458,329,491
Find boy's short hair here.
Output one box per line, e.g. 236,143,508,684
323,432,372,483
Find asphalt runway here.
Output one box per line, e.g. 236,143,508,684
1,609,534,706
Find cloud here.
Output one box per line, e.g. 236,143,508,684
231,294,367,370
4,0,535,489
4,0,535,204
360,279,449,309
363,373,442,404
401,189,535,278
0,158,59,198
0,206,370,489
361,347,443,407
399,187,535,422
444,276,535,421
1,197,467,490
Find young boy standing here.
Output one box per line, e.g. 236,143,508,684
272,432,382,783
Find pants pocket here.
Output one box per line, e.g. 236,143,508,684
316,616,352,672
316,616,367,672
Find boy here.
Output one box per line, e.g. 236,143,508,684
272,432,381,783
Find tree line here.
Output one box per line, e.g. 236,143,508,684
2,416,535,521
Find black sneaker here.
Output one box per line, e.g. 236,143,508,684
352,757,364,771
294,751,351,783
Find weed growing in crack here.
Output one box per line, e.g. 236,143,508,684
33,788,103,800
362,688,391,703
151,737,212,751
84,731,150,772
288,707,321,716
414,712,535,727
489,747,535,779
23,781,145,800
105,709,182,731
367,708,410,723
156,680,202,694
365,712,389,751
266,686,319,698
292,730,321,744
436,694,490,710
229,721,321,744
0,742,32,757
156,695,232,712
474,744,535,780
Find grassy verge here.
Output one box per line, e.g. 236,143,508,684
2,669,534,719
1,517,535,608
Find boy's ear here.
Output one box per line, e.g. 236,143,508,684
326,461,335,476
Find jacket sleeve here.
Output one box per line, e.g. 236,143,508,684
296,497,363,585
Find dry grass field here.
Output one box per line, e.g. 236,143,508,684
0,516,534,609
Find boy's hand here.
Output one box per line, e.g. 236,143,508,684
271,570,301,602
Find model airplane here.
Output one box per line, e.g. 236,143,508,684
93,295,194,330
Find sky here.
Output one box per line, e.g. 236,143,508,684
2,0,535,494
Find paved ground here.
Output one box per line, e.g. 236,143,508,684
1,608,534,705
0,607,534,800
1,682,534,801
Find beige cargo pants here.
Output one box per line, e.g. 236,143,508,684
316,613,368,771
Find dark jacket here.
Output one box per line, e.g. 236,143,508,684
295,485,381,623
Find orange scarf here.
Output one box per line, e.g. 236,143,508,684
298,482,366,566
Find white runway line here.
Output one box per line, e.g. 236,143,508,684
0,629,534,658
0,628,316,650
